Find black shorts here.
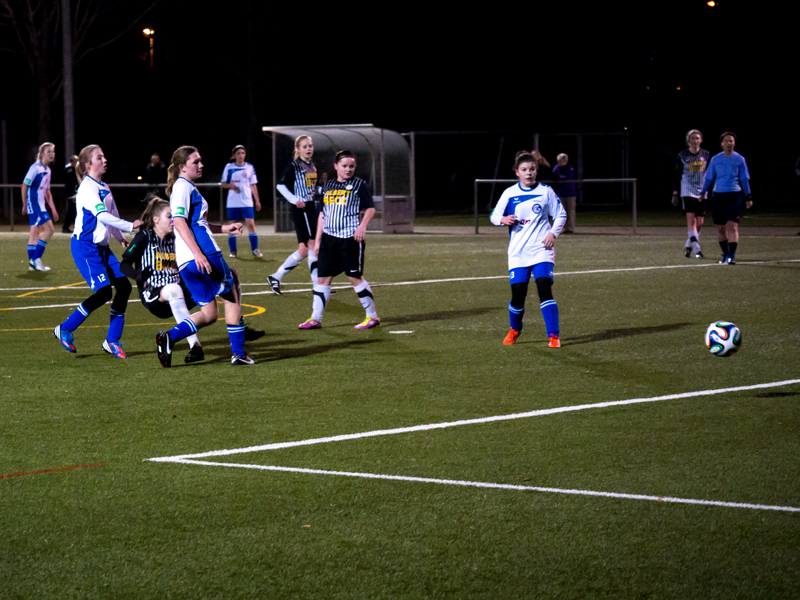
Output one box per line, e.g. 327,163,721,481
290,203,318,245
139,280,196,320
681,196,706,217
318,233,364,279
710,191,743,225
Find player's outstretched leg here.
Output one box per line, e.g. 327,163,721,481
299,284,329,329
353,280,379,329
504,281,527,345
55,286,113,353
270,251,304,294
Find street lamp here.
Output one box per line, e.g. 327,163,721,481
143,28,154,69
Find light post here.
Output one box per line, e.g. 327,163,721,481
143,28,154,69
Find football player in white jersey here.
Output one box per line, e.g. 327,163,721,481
54,145,143,358
220,145,262,258
21,142,59,271
491,151,567,347
155,146,255,367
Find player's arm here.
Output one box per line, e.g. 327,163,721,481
173,216,212,275
251,184,261,211
314,209,324,250
220,166,240,193
672,155,683,203
207,221,243,235
20,184,28,214
354,184,376,242
740,158,752,207
490,194,515,226
119,231,148,281
547,190,567,246
700,159,716,196
45,188,58,222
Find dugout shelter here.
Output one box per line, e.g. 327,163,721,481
263,123,414,234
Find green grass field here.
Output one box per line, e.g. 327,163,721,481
2,229,799,599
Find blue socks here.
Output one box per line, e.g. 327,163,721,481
61,304,90,332
227,324,245,356
508,302,524,332
540,300,559,336
228,236,237,255
249,234,258,253
35,240,47,260
108,309,125,343
27,245,36,261
168,318,198,344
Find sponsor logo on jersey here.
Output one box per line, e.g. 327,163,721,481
174,207,186,216
95,203,106,212
24,178,32,185
324,189,351,205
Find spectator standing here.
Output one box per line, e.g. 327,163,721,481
551,153,577,233
144,152,167,186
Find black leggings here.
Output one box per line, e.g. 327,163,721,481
510,277,553,310
83,276,132,315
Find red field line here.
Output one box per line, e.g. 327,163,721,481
1,463,105,479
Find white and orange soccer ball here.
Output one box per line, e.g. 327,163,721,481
705,321,742,357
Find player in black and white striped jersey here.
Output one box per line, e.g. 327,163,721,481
672,129,710,258
120,196,205,363
268,135,321,294
298,150,379,330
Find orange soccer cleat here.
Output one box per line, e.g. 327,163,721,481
503,329,520,345
548,334,561,348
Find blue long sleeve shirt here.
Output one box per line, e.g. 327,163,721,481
701,151,750,195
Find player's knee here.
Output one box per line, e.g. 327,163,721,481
94,286,113,305
535,277,553,302
510,282,528,309
161,282,183,301
114,276,131,294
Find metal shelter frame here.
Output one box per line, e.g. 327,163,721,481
262,123,414,234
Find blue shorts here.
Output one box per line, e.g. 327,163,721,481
179,252,234,306
28,208,51,227
71,238,123,291
509,262,554,285
227,206,255,221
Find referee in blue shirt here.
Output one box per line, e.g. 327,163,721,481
701,132,752,264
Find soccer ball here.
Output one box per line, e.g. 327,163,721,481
705,321,741,357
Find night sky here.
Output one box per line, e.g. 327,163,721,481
1,0,796,211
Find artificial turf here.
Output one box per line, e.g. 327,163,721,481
1,228,799,598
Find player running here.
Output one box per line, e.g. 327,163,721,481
268,135,321,294
220,145,262,259
21,142,59,271
298,150,379,330
53,145,143,358
156,146,256,367
672,129,710,259
701,132,752,265
491,151,567,347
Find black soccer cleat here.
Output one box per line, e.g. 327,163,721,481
267,275,281,295
244,325,265,341
184,344,205,364
156,331,172,368
684,246,691,258
231,354,256,366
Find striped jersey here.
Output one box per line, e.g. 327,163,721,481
673,149,710,198
701,152,751,195
73,176,133,245
121,230,180,294
321,177,374,238
490,182,567,269
278,159,317,204
22,161,51,214
221,162,258,208
170,177,221,268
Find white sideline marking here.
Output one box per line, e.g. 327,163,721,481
389,331,414,334
6,260,799,307
149,379,800,462
163,460,800,514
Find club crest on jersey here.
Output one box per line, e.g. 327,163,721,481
533,204,543,214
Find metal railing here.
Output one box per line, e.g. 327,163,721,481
1,182,225,231
474,178,639,234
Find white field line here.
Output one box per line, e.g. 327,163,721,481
149,378,800,462
165,459,800,514
4,259,799,307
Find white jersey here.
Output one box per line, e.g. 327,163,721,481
73,176,133,246
22,161,51,214
170,177,221,268
221,162,258,208
490,182,566,269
